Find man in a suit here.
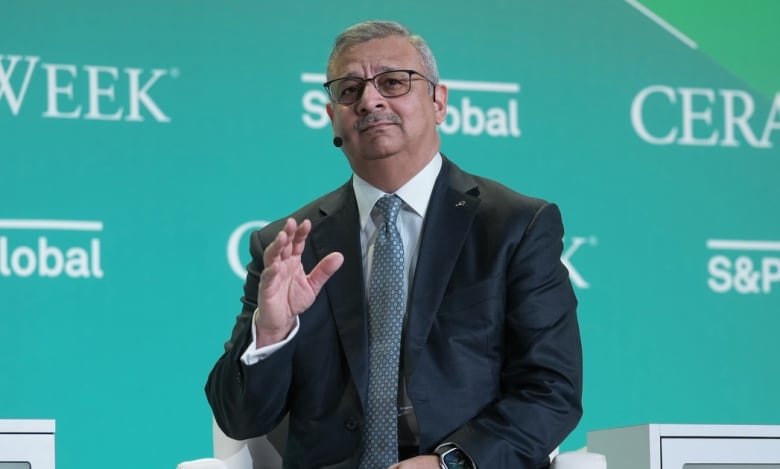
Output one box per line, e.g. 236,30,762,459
206,20,582,469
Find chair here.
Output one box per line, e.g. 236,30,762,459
177,417,607,469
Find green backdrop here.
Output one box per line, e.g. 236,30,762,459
2,1,778,468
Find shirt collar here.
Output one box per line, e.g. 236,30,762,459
353,153,442,229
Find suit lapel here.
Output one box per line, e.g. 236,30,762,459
308,183,370,407
404,159,480,376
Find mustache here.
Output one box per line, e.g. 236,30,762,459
355,111,401,131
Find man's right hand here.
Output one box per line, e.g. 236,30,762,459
254,218,344,347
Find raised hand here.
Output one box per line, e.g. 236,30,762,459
254,218,344,346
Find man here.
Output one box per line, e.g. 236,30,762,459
206,20,582,469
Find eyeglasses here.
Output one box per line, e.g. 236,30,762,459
323,69,434,105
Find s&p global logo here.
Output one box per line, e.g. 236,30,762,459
301,73,521,138
0,54,177,122
0,219,104,279
707,238,780,294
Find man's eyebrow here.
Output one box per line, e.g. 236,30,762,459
331,72,363,80
337,66,402,79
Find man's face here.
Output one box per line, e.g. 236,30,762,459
326,36,448,181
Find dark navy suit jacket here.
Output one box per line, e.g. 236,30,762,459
207,157,583,468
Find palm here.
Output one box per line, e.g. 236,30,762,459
262,254,318,320
256,218,344,334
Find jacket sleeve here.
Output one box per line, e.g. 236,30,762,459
449,203,583,468
205,229,294,440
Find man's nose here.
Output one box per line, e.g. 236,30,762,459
357,81,386,111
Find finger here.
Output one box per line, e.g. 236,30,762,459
291,219,311,257
262,223,291,266
279,218,299,260
307,252,344,294
263,218,299,266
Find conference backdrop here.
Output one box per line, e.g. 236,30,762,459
2,1,778,468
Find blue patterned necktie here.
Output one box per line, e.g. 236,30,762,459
359,194,405,468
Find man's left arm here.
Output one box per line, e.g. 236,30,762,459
446,202,583,467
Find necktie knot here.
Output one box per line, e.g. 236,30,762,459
375,194,402,226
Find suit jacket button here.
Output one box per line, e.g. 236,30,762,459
344,419,358,431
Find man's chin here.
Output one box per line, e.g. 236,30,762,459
348,144,400,162
359,149,400,161
356,134,403,159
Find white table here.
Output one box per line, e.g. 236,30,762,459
587,423,780,469
0,420,55,469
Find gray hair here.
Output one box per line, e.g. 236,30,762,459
326,20,439,85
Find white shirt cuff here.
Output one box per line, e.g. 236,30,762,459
240,308,300,365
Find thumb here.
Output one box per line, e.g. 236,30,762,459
307,252,345,293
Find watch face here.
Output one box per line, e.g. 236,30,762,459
442,448,470,469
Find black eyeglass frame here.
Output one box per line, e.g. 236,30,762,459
323,69,436,105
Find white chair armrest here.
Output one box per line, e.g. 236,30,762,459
176,458,228,469
551,451,607,469
212,417,283,469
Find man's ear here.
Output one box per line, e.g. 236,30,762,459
433,83,448,124
326,102,335,121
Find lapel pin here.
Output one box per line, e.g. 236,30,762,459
455,200,466,207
